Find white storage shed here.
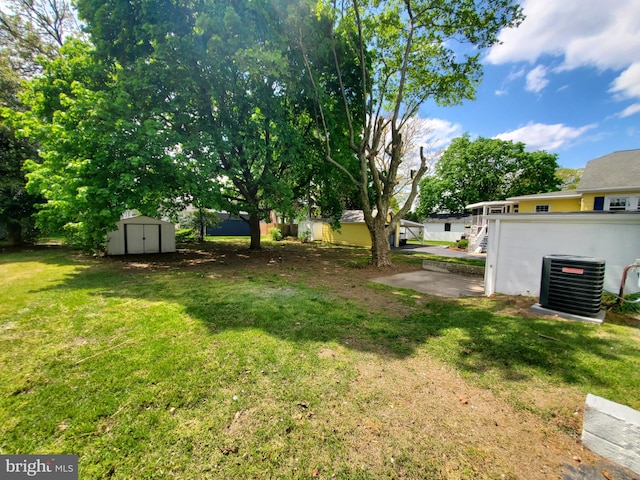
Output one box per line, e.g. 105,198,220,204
107,215,176,255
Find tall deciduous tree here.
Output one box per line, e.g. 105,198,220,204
75,0,355,250
300,0,524,266
12,40,182,251
0,0,79,245
417,135,561,216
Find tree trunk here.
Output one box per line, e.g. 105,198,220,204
248,212,261,250
6,221,24,246
370,222,392,267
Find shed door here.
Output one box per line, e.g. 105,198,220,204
125,224,161,254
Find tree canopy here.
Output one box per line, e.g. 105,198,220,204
417,135,561,216
300,0,524,265
66,0,359,250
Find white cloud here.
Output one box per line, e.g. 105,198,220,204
408,117,462,151
616,103,640,118
525,65,549,93
610,62,640,100
494,122,597,151
486,0,640,72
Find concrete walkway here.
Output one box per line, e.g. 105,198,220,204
370,244,486,298
371,269,485,297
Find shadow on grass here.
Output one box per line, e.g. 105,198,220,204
16,243,640,398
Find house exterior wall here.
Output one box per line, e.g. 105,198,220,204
423,222,467,242
484,213,640,298
517,197,581,213
580,190,640,211
322,223,371,248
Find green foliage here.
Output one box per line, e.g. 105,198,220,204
299,228,312,243
269,227,283,241
603,292,640,315
0,124,42,244
175,228,198,244
177,209,220,242
555,167,584,191
10,40,182,252
74,0,356,250
303,0,524,266
455,239,469,250
418,135,561,215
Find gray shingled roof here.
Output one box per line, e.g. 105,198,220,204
577,149,640,191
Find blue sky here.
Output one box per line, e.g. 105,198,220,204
417,0,640,169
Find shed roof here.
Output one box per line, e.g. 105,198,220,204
339,209,395,223
577,149,640,191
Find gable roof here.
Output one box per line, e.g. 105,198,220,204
577,149,640,192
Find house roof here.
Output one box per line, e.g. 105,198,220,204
507,190,582,201
425,214,472,223
400,219,423,227
577,149,640,192
465,200,516,209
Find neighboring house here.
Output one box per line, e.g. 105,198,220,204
107,216,176,255
321,210,401,248
206,212,251,236
508,149,640,213
464,201,517,252
466,149,640,252
423,214,471,242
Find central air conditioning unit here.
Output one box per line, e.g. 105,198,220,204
539,255,606,318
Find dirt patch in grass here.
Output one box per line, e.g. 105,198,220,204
103,240,637,477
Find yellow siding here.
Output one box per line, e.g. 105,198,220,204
517,197,582,213
322,223,371,248
581,190,640,210
580,193,598,211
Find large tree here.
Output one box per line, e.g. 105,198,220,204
417,135,561,216
12,40,182,251
0,0,79,245
300,0,524,266
73,0,356,250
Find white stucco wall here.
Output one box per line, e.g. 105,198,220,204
484,213,640,297
423,222,467,242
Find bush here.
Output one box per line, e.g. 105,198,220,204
175,228,198,243
299,228,312,243
455,239,469,250
269,227,282,241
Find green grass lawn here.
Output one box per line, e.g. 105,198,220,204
1,243,639,478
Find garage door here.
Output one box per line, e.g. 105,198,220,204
125,224,161,254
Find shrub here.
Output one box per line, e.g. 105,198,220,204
269,227,282,241
455,239,469,250
299,228,312,243
175,228,198,243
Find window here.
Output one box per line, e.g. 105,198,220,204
444,223,451,232
608,197,629,211
535,204,550,213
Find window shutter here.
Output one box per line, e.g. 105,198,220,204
593,197,605,211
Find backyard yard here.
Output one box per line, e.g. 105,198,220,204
1,238,639,479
